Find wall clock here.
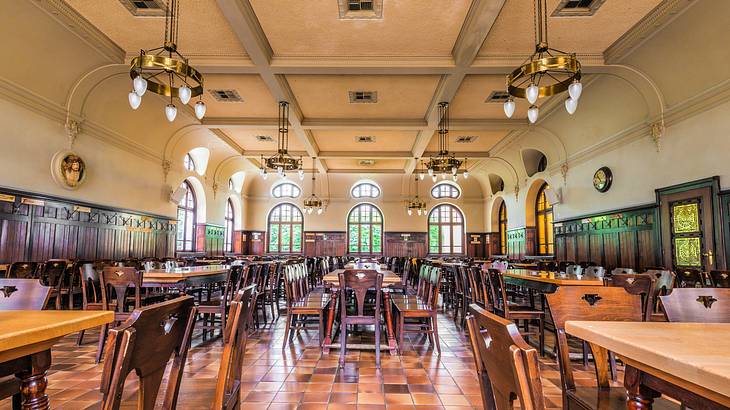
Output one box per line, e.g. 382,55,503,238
593,167,613,193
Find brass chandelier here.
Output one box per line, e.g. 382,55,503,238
259,102,303,180
503,0,583,123
422,102,468,182
128,0,206,122
406,175,426,216
303,164,324,215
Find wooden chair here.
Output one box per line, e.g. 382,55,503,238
660,288,730,323
466,303,545,410
282,262,331,347
566,265,583,276
5,262,38,279
546,286,677,410
709,270,730,288
392,265,442,355
76,262,113,345
645,270,675,320
452,265,471,326
675,269,706,288
338,269,384,367
584,266,606,278
487,269,544,356
96,267,144,363
466,265,490,310
198,266,238,340
609,274,655,322
39,259,72,310
212,285,257,410
99,296,197,410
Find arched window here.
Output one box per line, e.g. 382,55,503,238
347,203,383,254
268,203,303,253
536,183,554,255
176,180,196,251
228,178,234,191
498,202,507,255
351,182,380,199
183,153,195,172
272,182,301,198
431,182,461,199
428,204,464,254
224,199,234,253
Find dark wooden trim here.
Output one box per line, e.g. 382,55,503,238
554,203,657,224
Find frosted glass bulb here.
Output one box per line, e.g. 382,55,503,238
408,209,413,216
128,91,141,110
259,167,265,176
451,166,457,175
194,101,206,120
526,84,539,105
298,169,304,180
317,208,323,215
569,80,582,100
262,172,268,180
503,98,515,118
178,85,192,105
452,175,458,182
277,166,283,175
565,97,578,115
428,168,434,176
432,175,437,182
464,170,469,179
165,104,177,122
133,76,147,96
527,105,539,124
419,173,425,180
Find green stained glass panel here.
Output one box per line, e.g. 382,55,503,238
675,237,701,267
673,203,700,234
292,224,302,252
429,225,439,253
372,225,382,253
349,225,359,252
269,225,279,252
281,225,291,252
360,224,371,252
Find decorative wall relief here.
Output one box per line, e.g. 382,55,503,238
51,150,87,190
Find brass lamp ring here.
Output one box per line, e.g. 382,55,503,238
130,54,204,99
506,55,581,99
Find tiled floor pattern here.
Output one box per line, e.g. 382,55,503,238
0,310,619,409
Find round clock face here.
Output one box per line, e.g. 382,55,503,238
593,167,612,192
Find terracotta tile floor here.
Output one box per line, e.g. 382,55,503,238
0,309,618,409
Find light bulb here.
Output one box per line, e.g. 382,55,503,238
464,170,469,179
259,167,265,176
128,91,141,110
569,79,582,100
503,98,515,118
428,168,434,176
317,208,323,215
165,104,177,122
298,169,304,180
451,166,457,175
418,209,423,216
277,166,283,175
262,172,268,180
419,173,425,180
526,83,539,105
527,105,539,124
432,175,437,182
565,97,578,115
194,101,206,120
133,76,147,96
178,85,192,105
408,209,413,216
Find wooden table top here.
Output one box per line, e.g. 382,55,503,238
503,269,603,286
344,263,387,270
566,321,730,407
143,264,229,283
0,310,113,362
323,269,401,286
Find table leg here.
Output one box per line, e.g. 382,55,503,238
383,291,398,355
323,290,339,354
16,350,52,410
624,365,660,410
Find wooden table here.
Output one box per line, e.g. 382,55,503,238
322,268,402,355
343,262,387,270
142,264,230,288
0,311,113,409
566,321,730,409
503,269,603,293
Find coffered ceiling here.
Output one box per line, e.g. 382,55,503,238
58,0,669,175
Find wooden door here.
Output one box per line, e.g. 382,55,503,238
658,183,720,271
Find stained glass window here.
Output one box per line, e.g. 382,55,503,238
268,203,303,253
673,203,700,234
675,237,702,267
347,203,383,254
498,202,507,255
428,204,464,254
176,180,196,251
535,183,554,255
670,199,703,268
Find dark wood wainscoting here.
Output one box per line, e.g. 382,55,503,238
0,187,175,263
506,227,530,259
485,232,500,258
467,233,487,258
384,232,428,258
554,205,659,271
242,230,265,255
303,231,347,257
195,224,225,256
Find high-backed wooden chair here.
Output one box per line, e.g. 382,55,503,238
99,296,197,410
609,274,655,322
392,265,442,355
198,266,237,340
675,269,705,288
584,266,606,278
466,304,545,410
97,267,144,363
76,262,112,345
487,270,544,356
660,288,730,323
546,286,677,410
338,269,384,367
645,270,675,320
282,262,331,347
39,259,71,310
709,270,730,288
5,262,38,279
213,285,257,410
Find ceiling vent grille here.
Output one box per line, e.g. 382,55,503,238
358,159,376,166
348,91,378,104
118,0,166,16
355,136,376,143
338,0,383,19
209,89,243,103
256,135,274,142
455,136,478,144
552,0,605,17
485,91,511,103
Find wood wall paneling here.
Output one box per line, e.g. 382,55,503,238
384,232,428,258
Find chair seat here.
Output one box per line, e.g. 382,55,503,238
569,387,679,410
290,295,331,310
198,296,223,307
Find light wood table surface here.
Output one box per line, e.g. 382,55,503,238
566,321,730,409
324,269,401,286
504,269,603,287
0,310,113,409
142,264,229,287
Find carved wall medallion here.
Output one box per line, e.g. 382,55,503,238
51,150,87,190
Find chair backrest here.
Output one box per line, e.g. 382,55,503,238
39,259,70,288
565,264,583,276
546,286,642,392
709,270,730,288
7,262,39,279
466,266,487,307
660,288,730,323
79,262,103,306
675,269,706,288
100,267,142,313
466,304,545,410
100,296,197,410
338,270,383,319
487,269,510,315
213,285,257,410
0,278,52,310
610,267,635,276
609,273,655,321
584,266,605,278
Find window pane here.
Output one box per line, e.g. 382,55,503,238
372,224,382,253
281,224,291,252
675,237,701,267
292,224,302,252
360,224,371,252
673,203,700,234
453,224,463,252
269,225,279,252
429,224,439,252
349,225,359,253
441,226,451,254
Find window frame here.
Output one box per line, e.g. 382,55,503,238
271,182,302,199
224,198,235,253
351,182,381,199
535,183,554,255
176,180,196,252
498,201,507,255
267,203,304,254
428,204,465,255
183,153,196,172
430,182,461,199
347,203,384,255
